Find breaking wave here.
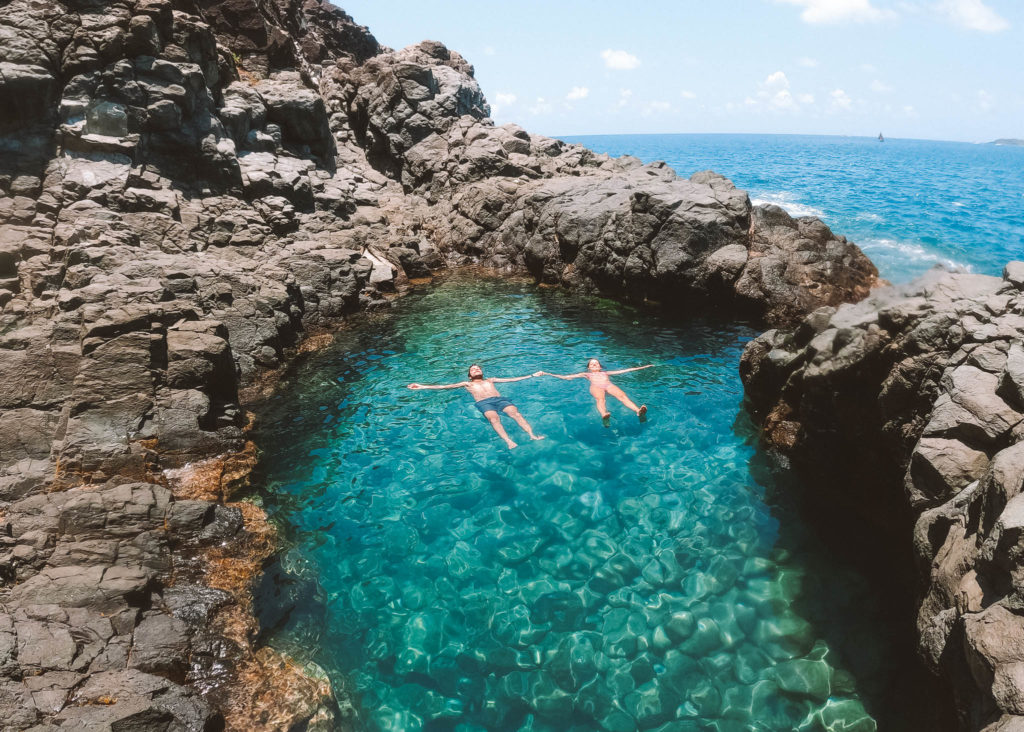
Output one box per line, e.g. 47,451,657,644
751,191,826,219
858,238,973,273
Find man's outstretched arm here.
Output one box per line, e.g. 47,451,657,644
407,381,469,390
605,365,656,375
491,373,542,383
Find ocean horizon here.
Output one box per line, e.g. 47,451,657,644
562,132,1024,284
558,131,1020,144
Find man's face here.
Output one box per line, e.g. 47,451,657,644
468,365,483,380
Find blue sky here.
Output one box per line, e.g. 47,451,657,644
340,0,1022,142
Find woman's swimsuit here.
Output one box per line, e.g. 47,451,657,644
474,395,514,414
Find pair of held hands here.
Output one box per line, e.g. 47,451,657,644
407,371,552,390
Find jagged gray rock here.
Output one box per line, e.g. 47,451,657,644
742,264,1024,729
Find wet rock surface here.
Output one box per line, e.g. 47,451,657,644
0,0,880,727
742,264,1024,730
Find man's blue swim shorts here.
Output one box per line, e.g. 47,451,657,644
475,396,513,414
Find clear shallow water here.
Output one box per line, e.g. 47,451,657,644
253,274,923,731
564,133,1024,283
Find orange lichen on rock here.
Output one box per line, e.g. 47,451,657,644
764,403,801,450
203,501,276,646
219,647,344,732
296,332,335,355
164,441,259,502
196,501,348,729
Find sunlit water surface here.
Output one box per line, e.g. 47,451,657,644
253,275,918,732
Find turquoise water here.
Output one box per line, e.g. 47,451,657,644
565,134,1024,283
253,274,925,731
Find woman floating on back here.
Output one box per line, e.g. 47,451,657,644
540,359,653,424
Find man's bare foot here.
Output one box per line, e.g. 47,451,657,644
602,413,611,427
505,439,518,449
638,405,648,421
530,434,546,441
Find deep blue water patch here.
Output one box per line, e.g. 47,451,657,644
565,133,1024,283
253,274,917,731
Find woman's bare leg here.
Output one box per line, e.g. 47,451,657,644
606,384,643,415
484,411,517,449
590,385,611,424
503,406,545,440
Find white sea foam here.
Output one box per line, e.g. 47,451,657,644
859,238,973,273
751,191,825,219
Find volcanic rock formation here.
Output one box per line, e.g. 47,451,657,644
0,0,887,728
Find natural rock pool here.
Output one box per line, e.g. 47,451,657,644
250,273,923,731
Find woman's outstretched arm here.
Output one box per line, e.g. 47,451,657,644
605,365,656,375
537,371,585,380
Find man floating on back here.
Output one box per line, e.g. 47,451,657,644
408,364,545,449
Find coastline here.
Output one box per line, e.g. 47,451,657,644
0,0,1020,729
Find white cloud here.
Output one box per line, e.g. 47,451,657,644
742,71,816,113
495,93,517,107
776,0,894,23
860,63,878,73
616,89,634,109
758,71,802,111
680,90,697,99
870,79,894,93
483,46,496,56
566,86,590,101
601,49,641,70
763,71,790,90
977,89,995,111
936,0,1008,31
528,97,552,115
829,88,853,110
798,56,819,67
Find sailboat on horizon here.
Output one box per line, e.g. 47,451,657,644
878,132,885,142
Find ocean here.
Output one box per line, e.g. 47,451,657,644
564,134,1024,283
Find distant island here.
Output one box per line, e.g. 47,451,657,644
990,138,1024,146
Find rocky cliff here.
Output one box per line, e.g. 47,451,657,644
742,264,1024,731
1,0,883,728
